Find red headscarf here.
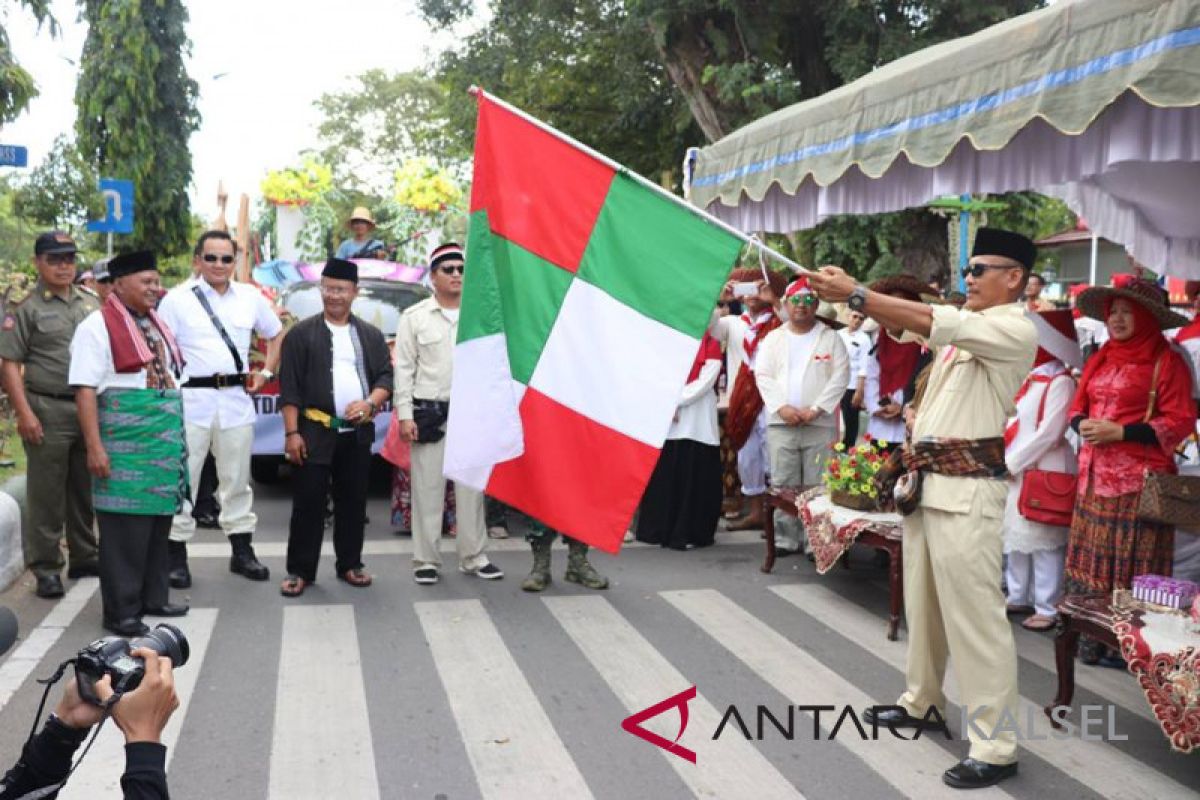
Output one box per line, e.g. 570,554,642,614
876,334,923,398
1070,297,1166,416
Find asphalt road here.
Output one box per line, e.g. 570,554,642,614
0,479,1195,799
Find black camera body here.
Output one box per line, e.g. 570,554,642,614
75,624,189,705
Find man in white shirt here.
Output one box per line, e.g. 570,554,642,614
157,231,284,588
754,278,850,553
837,309,869,448
395,243,502,585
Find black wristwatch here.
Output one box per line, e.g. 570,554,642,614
848,285,868,312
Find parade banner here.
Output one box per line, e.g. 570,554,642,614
444,90,742,553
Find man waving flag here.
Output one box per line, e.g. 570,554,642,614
444,89,743,553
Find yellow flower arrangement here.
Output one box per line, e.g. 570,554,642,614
261,158,333,206
823,435,889,498
393,158,463,213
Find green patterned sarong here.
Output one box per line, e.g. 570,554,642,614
94,387,189,516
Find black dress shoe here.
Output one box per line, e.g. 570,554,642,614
230,551,270,581
168,565,192,590
942,758,1018,789
35,574,65,598
143,603,189,617
67,561,100,579
104,617,150,637
167,541,191,589
863,705,948,731
194,511,221,530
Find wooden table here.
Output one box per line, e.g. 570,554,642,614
763,487,906,640
1045,594,1120,727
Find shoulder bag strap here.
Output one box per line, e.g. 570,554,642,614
1143,353,1166,423
191,285,244,374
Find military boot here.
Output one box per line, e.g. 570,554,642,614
521,535,554,592
564,539,608,590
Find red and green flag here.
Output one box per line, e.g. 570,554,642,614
444,91,743,553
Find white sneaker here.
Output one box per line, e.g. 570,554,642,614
487,525,509,539
414,567,439,585
623,529,636,543
460,561,504,580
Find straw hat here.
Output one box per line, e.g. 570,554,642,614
1076,276,1188,331
346,206,376,228
869,274,943,304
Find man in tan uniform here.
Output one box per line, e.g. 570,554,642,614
0,232,101,598
810,227,1038,790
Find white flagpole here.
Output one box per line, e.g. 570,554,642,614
468,86,810,275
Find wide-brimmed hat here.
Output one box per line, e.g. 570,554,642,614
729,267,788,299
869,274,943,304
346,206,376,228
816,301,844,330
1076,275,1188,331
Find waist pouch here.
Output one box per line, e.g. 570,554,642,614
413,399,450,443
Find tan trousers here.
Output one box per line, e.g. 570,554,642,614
766,423,834,551
898,487,1020,765
410,436,489,571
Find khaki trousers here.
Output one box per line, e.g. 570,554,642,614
170,422,256,542
410,436,488,571
898,488,1020,765
766,423,834,551
23,393,97,576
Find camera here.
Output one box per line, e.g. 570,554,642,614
75,624,190,705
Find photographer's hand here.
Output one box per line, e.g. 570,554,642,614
94,649,179,744
53,674,110,730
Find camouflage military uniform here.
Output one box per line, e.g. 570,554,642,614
0,281,100,578
521,512,609,592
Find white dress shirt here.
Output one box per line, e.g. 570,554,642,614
157,279,283,428
68,310,177,392
838,327,871,381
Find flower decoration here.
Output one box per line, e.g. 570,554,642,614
824,438,889,499
261,157,333,206
393,157,463,213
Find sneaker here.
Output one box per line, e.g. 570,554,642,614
461,562,504,580
487,525,509,539
414,567,439,585
623,529,635,543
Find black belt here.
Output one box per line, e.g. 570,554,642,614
27,389,76,402
183,374,247,389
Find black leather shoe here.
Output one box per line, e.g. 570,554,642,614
67,561,100,579
194,512,221,530
863,705,948,731
942,758,1018,789
35,574,64,598
230,551,270,581
143,603,189,617
167,541,191,589
104,617,150,637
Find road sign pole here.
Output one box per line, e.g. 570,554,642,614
107,233,113,258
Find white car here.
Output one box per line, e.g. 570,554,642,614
250,278,430,483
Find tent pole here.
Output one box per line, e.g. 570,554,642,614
468,86,809,275
1089,232,1098,285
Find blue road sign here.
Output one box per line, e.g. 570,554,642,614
87,178,134,234
0,145,28,167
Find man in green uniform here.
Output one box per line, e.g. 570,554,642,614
0,232,101,598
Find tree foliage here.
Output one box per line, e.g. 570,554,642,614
0,0,55,124
11,135,103,231
74,0,200,257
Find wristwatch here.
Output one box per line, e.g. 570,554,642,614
259,368,275,381
848,285,868,312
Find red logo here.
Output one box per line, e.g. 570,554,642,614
620,686,697,763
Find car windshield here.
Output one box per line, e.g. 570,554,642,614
280,280,429,337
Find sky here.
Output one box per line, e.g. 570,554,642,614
0,0,482,224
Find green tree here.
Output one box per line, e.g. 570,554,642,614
74,0,200,257
0,0,55,124
11,135,103,231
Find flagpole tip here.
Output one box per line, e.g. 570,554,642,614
468,85,482,97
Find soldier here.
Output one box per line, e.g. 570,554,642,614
521,518,609,593
0,232,101,598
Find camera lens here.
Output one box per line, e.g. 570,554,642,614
130,623,190,668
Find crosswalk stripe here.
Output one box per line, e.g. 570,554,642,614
661,589,1012,800
59,608,219,799
859,575,1157,724
771,584,1192,800
0,577,99,712
269,605,380,800
415,598,593,800
543,595,804,800
187,530,763,558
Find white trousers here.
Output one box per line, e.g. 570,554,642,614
1005,548,1066,618
410,436,489,571
170,421,255,542
737,411,768,496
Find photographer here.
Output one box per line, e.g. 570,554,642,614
0,649,177,800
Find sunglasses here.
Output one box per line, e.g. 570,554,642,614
438,264,465,275
44,253,77,265
787,293,818,306
202,254,235,264
960,261,1018,279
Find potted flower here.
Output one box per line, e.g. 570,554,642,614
824,435,889,511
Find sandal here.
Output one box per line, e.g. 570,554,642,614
338,568,373,587
1021,614,1056,632
280,575,308,597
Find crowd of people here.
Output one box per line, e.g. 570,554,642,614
4,219,1199,791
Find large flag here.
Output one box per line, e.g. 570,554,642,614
444,91,743,553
